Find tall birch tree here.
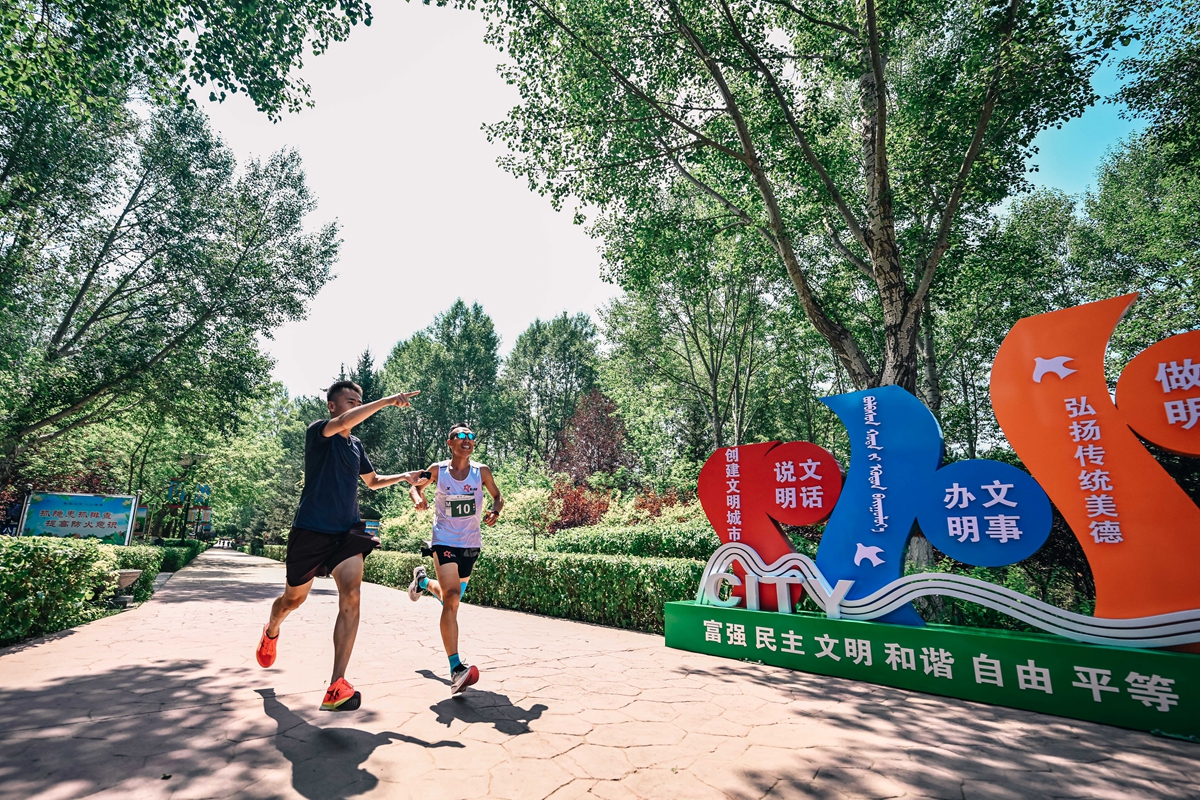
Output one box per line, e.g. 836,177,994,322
473,0,1126,391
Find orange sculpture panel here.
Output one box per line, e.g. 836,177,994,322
1115,329,1200,457
990,294,1200,619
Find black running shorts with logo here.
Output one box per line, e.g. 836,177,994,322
285,524,380,586
432,545,481,578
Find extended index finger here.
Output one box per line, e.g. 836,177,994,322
403,390,421,399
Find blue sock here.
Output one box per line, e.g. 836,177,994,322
449,653,462,672
418,576,429,590
460,580,468,597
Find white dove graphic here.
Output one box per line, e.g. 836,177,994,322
1033,356,1077,383
854,543,885,567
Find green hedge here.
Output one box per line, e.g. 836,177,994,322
259,544,429,598
259,545,427,589
362,550,427,587
543,520,719,561
468,551,703,633
0,538,213,646
0,538,117,645
157,541,209,572
362,550,702,633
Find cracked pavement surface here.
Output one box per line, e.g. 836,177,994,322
1,548,1197,799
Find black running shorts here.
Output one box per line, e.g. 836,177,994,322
285,524,379,586
432,545,481,578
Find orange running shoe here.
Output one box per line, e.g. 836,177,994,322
321,678,362,711
450,664,479,694
256,625,278,668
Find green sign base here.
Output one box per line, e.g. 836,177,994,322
665,601,1200,739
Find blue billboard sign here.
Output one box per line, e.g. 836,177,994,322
20,493,137,545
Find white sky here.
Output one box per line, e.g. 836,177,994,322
204,4,1136,398
203,2,616,398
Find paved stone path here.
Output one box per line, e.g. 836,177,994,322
1,549,1197,800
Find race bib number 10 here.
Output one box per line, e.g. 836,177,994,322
447,494,476,519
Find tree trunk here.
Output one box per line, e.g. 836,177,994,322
905,533,944,621
859,57,921,394
921,319,942,414
907,532,935,570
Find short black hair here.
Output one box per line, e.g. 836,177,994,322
447,422,473,437
326,380,363,403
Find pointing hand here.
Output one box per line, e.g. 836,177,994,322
391,391,420,408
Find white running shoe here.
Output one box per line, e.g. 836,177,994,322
408,565,427,602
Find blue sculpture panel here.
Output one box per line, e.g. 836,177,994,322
816,386,943,625
915,460,1053,567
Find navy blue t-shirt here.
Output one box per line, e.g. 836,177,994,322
292,420,375,534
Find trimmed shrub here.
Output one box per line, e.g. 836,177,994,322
253,534,705,634
467,551,702,633
363,551,429,588
482,527,535,551
544,520,719,561
157,541,209,572
158,548,188,572
255,547,429,585
0,538,117,645
363,550,702,633
108,545,164,602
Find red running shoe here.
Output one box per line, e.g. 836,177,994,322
256,626,278,668
321,677,362,711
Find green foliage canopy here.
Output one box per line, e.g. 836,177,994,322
501,312,597,463
1,0,372,119
0,102,336,483
1115,0,1200,166
473,0,1127,392
378,300,503,472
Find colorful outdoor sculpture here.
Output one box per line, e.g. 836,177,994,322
670,295,1200,737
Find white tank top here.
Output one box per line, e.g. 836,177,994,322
431,460,484,548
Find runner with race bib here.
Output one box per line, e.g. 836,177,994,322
406,423,503,694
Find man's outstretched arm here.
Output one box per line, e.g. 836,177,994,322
410,464,439,510
361,469,431,491
324,391,419,438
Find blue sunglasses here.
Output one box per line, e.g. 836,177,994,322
452,431,476,440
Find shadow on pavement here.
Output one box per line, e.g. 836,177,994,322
150,580,337,605
417,669,549,736
0,660,467,800
149,556,340,605
256,689,463,799
0,661,249,797
667,659,1196,799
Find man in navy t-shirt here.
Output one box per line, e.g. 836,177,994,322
255,379,425,712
